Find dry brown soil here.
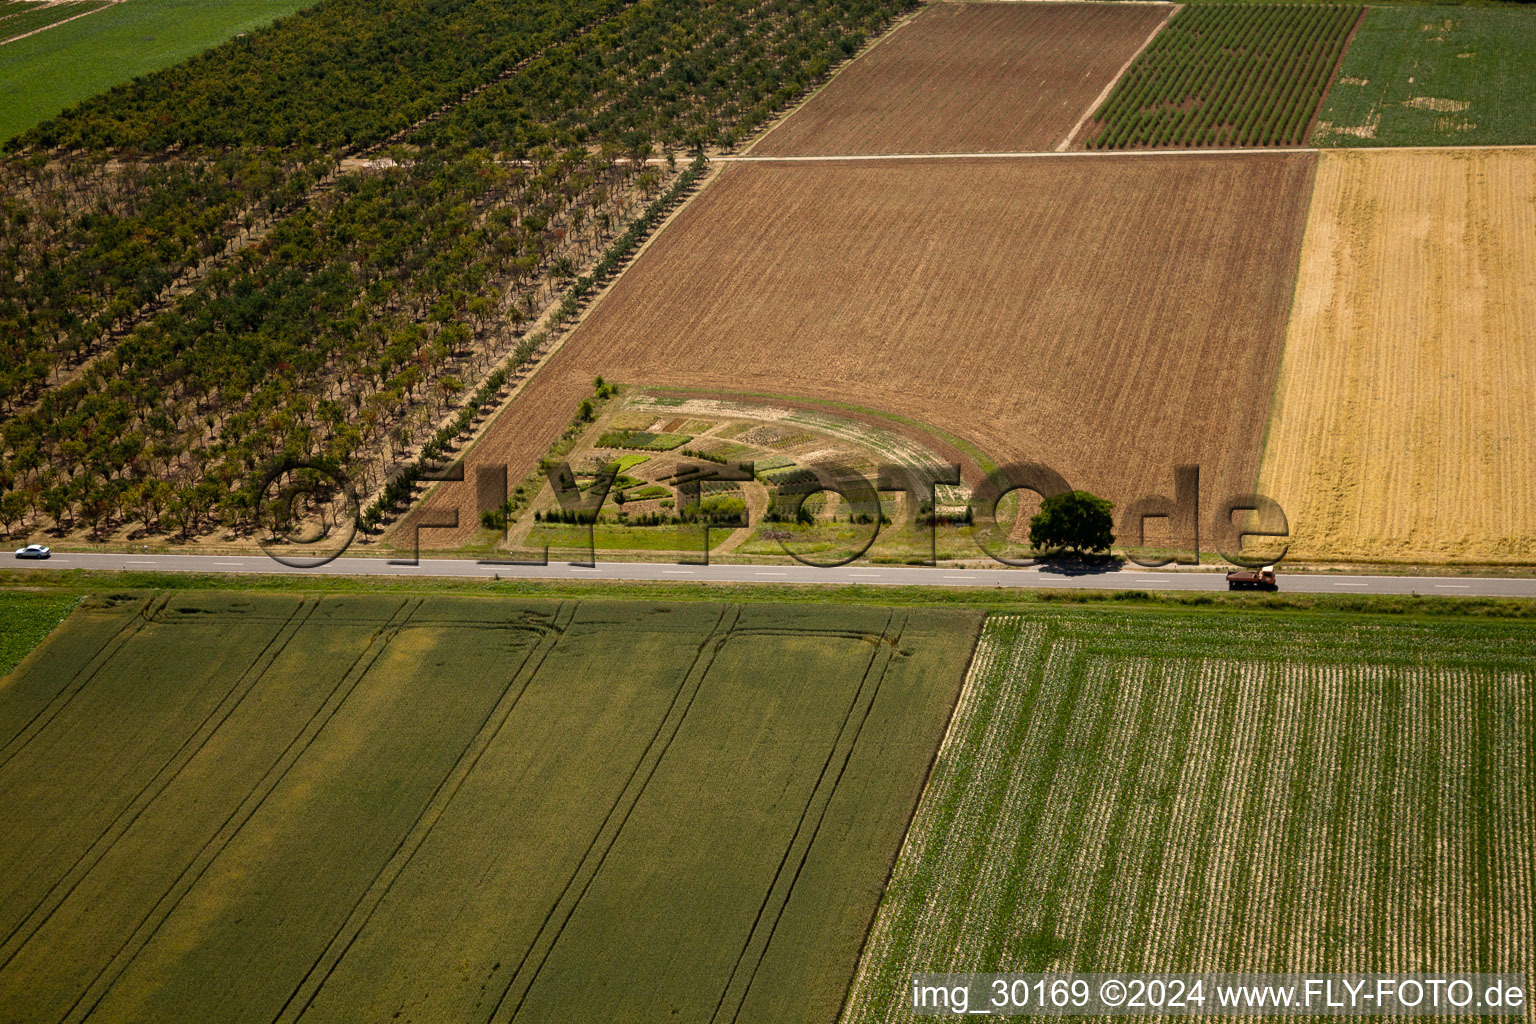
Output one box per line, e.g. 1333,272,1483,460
750,2,1173,156
410,154,1315,549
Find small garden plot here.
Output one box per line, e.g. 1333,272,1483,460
594,429,692,451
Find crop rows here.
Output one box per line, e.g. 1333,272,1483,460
0,0,106,43
0,0,648,431
842,610,1535,1023
0,595,979,1024
0,0,633,422
1086,5,1363,150
422,0,891,154
9,0,629,151
0,150,329,413
0,0,913,544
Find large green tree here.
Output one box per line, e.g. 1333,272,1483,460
1029,490,1115,557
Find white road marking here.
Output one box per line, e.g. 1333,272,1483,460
662,569,695,575
1332,582,1369,587
850,573,883,578
944,575,977,580
1435,584,1471,589
755,571,787,576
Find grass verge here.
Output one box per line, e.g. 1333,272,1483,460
3,570,1534,621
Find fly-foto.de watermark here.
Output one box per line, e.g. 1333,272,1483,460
257,458,1289,570
910,974,1527,1016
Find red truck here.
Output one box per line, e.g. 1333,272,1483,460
1226,566,1278,591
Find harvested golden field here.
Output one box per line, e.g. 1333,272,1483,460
749,2,1172,156
1259,149,1536,564
410,154,1315,549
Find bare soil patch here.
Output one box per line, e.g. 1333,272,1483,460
413,154,1315,549
750,2,1173,156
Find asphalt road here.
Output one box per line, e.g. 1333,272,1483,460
7,550,1536,597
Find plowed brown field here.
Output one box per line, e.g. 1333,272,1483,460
1259,149,1536,564
409,155,1314,549
749,2,1172,156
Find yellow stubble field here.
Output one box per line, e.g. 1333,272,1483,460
1258,148,1536,564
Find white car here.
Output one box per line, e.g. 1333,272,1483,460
14,544,51,560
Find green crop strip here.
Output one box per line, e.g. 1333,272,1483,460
0,593,978,1022
843,608,1536,1022
1314,6,1536,146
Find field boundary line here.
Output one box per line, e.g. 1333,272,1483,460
0,597,317,971
0,596,149,770
0,0,112,46
1303,5,1369,146
491,604,742,1024
720,148,1319,162
739,4,927,157
1250,148,1326,503
59,597,425,1024
1056,2,1178,152
832,609,986,1022
716,143,1536,163
272,602,577,1024
713,613,907,1023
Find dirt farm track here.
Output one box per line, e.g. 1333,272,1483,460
414,153,1316,548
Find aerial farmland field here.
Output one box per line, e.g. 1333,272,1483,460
750,1,1171,155
842,609,1536,1022
0,0,318,142
0,593,978,1024
1314,5,1536,147
1083,3,1364,149
2,0,1536,1019
0,0,109,45
1259,148,1536,565
411,153,1315,551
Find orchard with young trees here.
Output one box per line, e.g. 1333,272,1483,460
0,0,915,543
1086,4,1363,149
